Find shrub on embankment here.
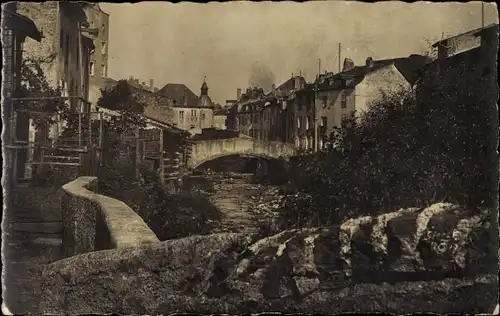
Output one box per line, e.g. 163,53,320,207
97,159,221,241
274,84,498,232
93,80,220,241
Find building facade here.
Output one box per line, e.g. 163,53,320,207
18,1,94,110
2,3,42,182
309,55,429,151
84,3,110,109
230,87,266,138
227,76,307,145
213,108,229,130
156,79,215,133
15,1,94,178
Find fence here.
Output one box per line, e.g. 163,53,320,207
5,98,105,183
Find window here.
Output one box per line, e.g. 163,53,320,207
101,42,107,55
341,92,347,109
179,111,185,122
297,117,301,129
191,110,197,118
60,80,67,97
201,113,206,120
89,62,95,76
60,29,64,50
321,116,327,127
65,35,70,69
101,24,106,36
305,116,310,130
102,64,107,77
76,45,80,70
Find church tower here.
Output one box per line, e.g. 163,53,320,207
198,76,213,108
201,76,209,96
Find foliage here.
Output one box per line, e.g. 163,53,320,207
18,57,66,131
276,59,496,231
93,80,215,240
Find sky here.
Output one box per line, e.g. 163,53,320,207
100,1,498,104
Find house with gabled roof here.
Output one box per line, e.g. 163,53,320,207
312,54,430,150
155,79,215,133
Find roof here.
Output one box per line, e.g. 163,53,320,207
156,83,199,107
432,23,499,47
97,106,184,134
3,10,42,41
214,107,229,116
276,76,307,92
198,94,214,108
100,77,119,90
97,79,176,126
318,54,430,90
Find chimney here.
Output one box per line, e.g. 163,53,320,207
366,57,374,68
271,84,276,95
150,79,154,91
294,76,301,90
343,58,355,71
237,88,242,100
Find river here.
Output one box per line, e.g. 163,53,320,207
187,172,283,234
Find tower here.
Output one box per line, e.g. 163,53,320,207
201,76,208,96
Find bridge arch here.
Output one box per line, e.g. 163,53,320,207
191,153,279,170
186,137,296,169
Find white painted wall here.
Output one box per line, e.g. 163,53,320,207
354,64,411,115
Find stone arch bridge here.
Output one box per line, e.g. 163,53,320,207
187,136,297,169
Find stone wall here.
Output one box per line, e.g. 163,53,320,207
40,203,498,314
60,177,159,257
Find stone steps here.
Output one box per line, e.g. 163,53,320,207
7,221,62,234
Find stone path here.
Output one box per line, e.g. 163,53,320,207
3,185,63,315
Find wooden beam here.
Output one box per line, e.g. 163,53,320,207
31,162,80,166
159,131,164,184
45,156,79,160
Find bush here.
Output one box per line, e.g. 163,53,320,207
275,73,496,231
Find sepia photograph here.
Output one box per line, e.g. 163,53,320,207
1,0,499,314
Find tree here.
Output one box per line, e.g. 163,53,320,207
18,57,66,132
275,75,494,232
97,80,147,134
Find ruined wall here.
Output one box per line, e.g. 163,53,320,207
60,177,159,258
39,203,498,314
